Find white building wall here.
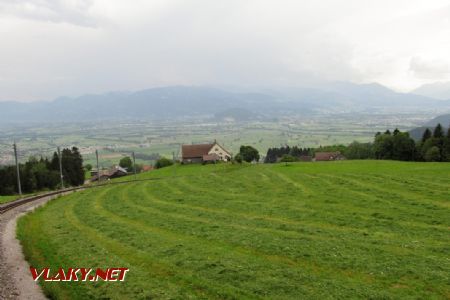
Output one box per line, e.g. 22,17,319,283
208,143,231,161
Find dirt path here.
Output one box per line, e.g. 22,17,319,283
0,192,75,299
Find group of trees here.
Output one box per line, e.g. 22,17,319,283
264,146,311,163
0,147,85,195
235,145,260,163
418,124,450,162
155,157,174,169
119,156,138,172
372,129,416,161
262,123,450,164
118,156,145,173
372,124,450,161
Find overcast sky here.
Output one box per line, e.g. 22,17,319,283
1,0,450,101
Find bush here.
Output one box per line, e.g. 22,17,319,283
238,145,260,163
155,157,174,169
280,154,297,162
425,146,440,162
119,156,133,170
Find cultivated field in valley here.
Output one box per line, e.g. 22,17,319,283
0,113,431,167
17,161,450,299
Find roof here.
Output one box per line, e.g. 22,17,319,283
142,165,153,172
114,166,128,173
182,144,214,158
90,166,128,181
315,152,342,161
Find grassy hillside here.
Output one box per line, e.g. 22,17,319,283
0,195,20,204
17,161,450,299
0,192,38,204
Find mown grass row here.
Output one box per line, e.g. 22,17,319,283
17,161,450,299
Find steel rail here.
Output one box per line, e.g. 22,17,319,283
0,176,166,214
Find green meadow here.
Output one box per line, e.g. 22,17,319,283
0,195,20,204
0,193,38,204
17,161,450,299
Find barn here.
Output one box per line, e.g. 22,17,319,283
181,141,231,163
314,152,345,161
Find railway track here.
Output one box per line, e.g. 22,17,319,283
0,187,83,214
0,176,167,215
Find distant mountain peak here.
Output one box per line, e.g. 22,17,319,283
0,84,449,124
412,81,450,100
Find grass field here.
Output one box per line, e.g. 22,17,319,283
1,113,429,167
0,195,20,204
0,192,38,204
17,161,450,299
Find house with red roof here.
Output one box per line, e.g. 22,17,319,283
181,141,231,163
314,152,345,161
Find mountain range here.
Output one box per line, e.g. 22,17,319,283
412,81,450,100
408,114,450,140
0,82,449,124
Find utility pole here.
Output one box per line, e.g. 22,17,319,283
172,151,176,178
95,149,100,184
57,147,64,189
132,151,137,180
13,142,22,196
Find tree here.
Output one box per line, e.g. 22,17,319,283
238,145,260,163
0,155,63,195
344,142,373,159
69,147,84,186
424,146,440,162
264,148,276,163
155,157,173,169
373,133,394,159
392,132,415,161
421,137,438,160
85,164,92,171
443,126,450,162
50,147,84,187
421,128,432,143
119,156,133,170
279,154,297,165
433,123,444,138
234,153,243,164
429,124,445,161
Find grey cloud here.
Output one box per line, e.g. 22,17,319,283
409,56,450,79
0,0,97,27
1,1,450,101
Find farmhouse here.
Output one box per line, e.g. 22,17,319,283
91,166,128,181
181,141,231,163
314,152,345,161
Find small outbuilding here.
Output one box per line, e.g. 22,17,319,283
314,152,345,161
91,166,128,182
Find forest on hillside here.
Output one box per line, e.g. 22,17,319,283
265,123,450,163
